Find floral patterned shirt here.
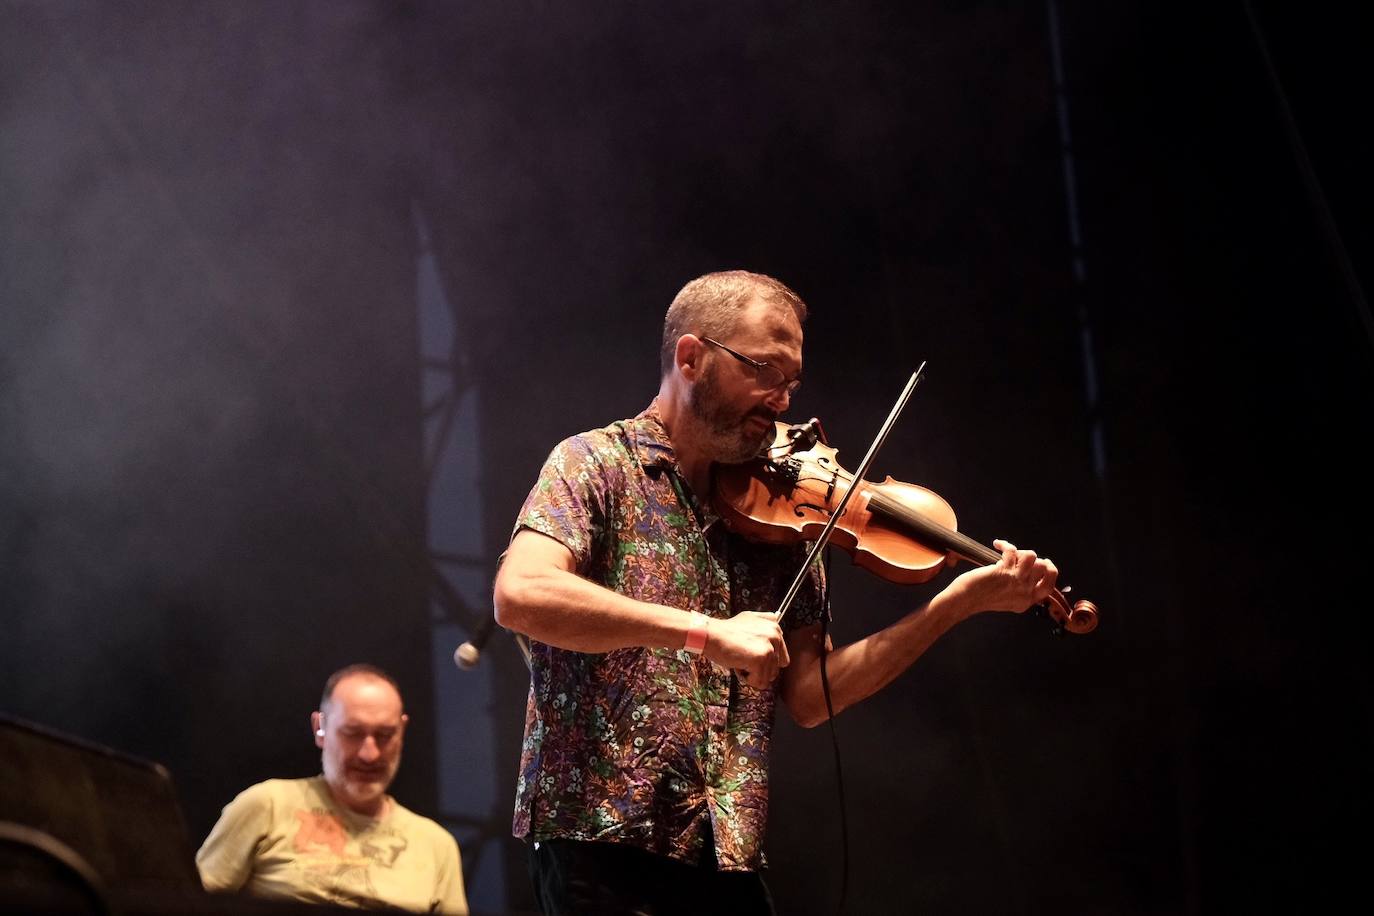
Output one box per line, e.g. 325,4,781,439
510,402,826,871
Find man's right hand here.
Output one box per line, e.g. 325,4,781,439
702,611,790,685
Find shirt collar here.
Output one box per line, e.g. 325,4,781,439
628,399,678,475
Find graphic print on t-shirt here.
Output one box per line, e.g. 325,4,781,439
291,806,410,905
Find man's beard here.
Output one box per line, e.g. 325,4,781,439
689,365,776,464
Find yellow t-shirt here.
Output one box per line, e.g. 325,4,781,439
196,776,468,914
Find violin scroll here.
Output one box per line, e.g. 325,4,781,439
1043,591,1099,636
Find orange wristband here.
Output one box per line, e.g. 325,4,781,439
684,612,710,655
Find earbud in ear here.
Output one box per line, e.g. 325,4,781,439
316,728,325,737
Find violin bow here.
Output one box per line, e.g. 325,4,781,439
772,363,927,625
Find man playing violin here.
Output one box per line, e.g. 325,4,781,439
493,270,1059,915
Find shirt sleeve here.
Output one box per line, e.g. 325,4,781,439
432,830,469,915
195,782,273,893
512,433,614,572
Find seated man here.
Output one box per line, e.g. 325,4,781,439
197,664,469,914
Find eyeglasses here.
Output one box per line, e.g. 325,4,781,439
701,337,802,396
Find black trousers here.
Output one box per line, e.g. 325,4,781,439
528,838,776,916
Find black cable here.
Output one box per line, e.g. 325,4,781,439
817,548,848,915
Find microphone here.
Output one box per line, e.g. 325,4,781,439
453,614,499,670
787,417,826,450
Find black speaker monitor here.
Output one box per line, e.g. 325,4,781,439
0,714,201,898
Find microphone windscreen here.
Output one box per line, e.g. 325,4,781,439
454,642,481,670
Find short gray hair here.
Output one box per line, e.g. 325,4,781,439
658,270,808,377
320,663,403,712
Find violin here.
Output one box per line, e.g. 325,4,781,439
711,419,1099,635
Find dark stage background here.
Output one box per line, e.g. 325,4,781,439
2,2,1370,914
